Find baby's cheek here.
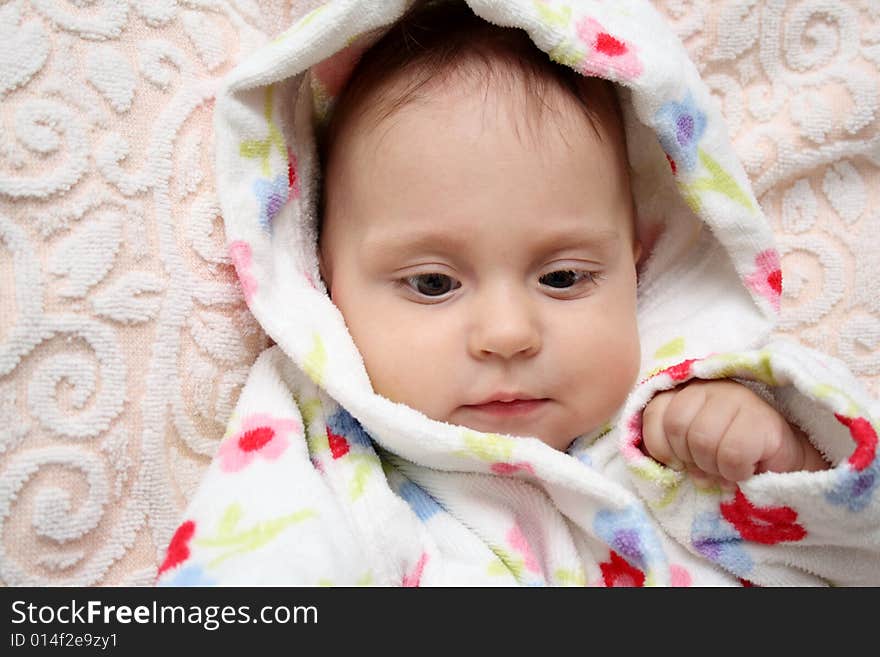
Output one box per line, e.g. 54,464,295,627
354,316,458,421
567,320,640,406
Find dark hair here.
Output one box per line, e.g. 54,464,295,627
317,0,625,232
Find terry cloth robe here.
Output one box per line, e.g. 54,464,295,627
156,0,880,587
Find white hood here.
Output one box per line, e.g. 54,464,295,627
155,0,880,589
214,0,781,433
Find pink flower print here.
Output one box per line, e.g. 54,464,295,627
490,461,535,476
670,564,692,587
576,17,643,81
287,147,300,200
622,412,644,460
218,414,300,473
744,249,782,313
402,552,429,587
507,524,542,575
228,241,257,304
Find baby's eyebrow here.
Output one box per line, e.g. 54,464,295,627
529,227,621,254
361,224,621,261
361,229,469,258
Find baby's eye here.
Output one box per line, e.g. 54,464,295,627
539,270,600,289
404,273,462,297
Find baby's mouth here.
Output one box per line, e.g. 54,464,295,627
462,398,550,418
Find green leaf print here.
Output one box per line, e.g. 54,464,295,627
197,503,316,568
685,149,756,213
457,431,515,462
239,85,287,177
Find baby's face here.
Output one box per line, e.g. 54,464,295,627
320,77,642,450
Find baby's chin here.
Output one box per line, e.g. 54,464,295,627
449,413,582,453
397,394,592,452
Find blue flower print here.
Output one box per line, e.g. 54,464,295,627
690,511,754,577
398,480,443,522
654,93,707,173
326,408,373,448
158,564,217,587
594,506,664,572
825,458,879,512
253,173,289,231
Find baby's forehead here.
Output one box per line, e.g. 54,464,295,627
320,31,628,171
337,57,622,151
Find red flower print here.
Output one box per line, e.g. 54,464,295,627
576,17,643,81
327,428,350,459
238,427,274,452
218,413,300,473
158,520,195,576
834,414,878,472
627,412,643,445
287,147,300,199
621,412,645,460
600,550,645,587
744,249,782,313
720,489,806,545
656,358,697,382
595,32,627,56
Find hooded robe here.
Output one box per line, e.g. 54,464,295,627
156,0,880,587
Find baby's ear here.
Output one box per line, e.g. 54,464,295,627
317,248,331,296
632,240,645,282
633,215,662,276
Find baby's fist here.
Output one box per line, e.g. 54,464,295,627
641,380,827,486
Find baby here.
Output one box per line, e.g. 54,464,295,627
158,0,880,587
317,0,826,488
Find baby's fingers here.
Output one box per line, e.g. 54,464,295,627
686,401,740,478
716,409,767,481
641,390,680,468
657,383,710,468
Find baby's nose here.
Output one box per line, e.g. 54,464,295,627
468,283,541,360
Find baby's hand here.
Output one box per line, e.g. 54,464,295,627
641,380,828,488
